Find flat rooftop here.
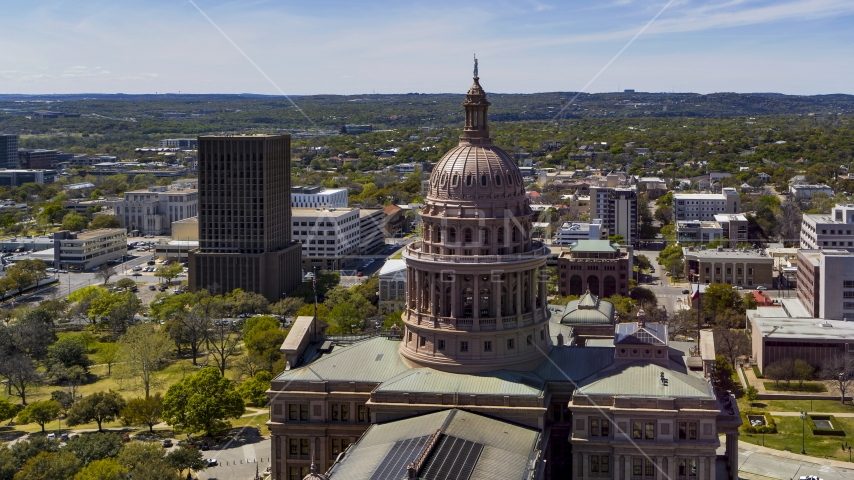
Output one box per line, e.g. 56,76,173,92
74,228,126,240
713,213,748,222
292,207,356,217
751,315,854,341
683,247,772,260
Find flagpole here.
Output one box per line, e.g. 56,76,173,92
697,278,701,354
313,270,318,341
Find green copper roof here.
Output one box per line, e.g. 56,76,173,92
274,337,411,384
375,368,545,397
577,291,598,308
569,240,617,253
553,294,615,326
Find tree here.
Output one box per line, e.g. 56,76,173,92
764,360,786,387
97,343,120,376
66,391,127,432
164,446,208,476
16,400,60,432
237,371,273,407
61,213,89,232
114,278,136,291
0,398,17,423
118,323,173,398
73,458,127,480
0,354,43,404
95,265,117,286
14,451,80,480
634,254,652,272
243,316,284,372
155,263,184,285
744,385,758,406
162,366,245,436
702,283,746,321
207,320,242,375
327,302,363,334
88,215,121,230
5,265,34,294
628,287,657,308
120,393,164,433
608,234,625,244
793,358,815,387
713,323,751,368
50,390,74,415
821,354,854,403
64,432,124,466
382,310,404,330
117,442,178,480
270,297,305,318
710,355,736,392
47,337,91,372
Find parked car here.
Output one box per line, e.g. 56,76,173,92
147,260,155,265
206,459,218,467
132,266,143,271
356,271,363,277
149,285,157,291
58,269,68,273
681,289,690,294
162,439,172,447
757,286,766,291
131,272,142,277
60,433,69,441
47,433,56,441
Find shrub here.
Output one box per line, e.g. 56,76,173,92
808,415,846,436
741,410,777,434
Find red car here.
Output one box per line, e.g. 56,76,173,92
122,434,131,442
356,271,363,277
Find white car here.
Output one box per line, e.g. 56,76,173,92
757,286,766,291
132,266,143,271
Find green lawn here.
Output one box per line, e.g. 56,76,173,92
742,399,853,414
740,416,854,461
764,382,828,393
752,365,763,379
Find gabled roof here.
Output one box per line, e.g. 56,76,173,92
534,346,615,383
614,322,668,346
553,292,615,326
378,259,406,276
274,337,411,384
575,360,713,398
375,368,545,397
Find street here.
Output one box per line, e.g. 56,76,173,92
635,248,691,316
731,442,854,480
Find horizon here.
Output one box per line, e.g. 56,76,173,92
1,1,853,96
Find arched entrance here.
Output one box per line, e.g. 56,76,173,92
603,275,617,298
586,275,600,296
569,275,582,296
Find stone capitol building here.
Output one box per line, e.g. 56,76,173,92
267,65,741,480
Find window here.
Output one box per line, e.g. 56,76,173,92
466,174,472,186
460,341,469,352
845,281,854,288
438,340,445,350
679,421,687,439
452,174,459,186
289,438,298,456
481,174,487,186
301,439,309,456
288,404,309,421
591,455,599,473
527,335,533,346
602,419,610,436
590,418,599,436
495,173,502,186
645,459,655,476
600,455,610,474
419,336,426,347
632,421,642,439
507,339,515,350
358,405,367,422
553,403,562,422
484,341,492,352
645,422,655,439
633,458,643,475
726,268,731,275
689,422,697,439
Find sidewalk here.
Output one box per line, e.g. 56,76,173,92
738,440,854,470
742,366,768,394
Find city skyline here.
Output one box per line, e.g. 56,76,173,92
0,0,853,96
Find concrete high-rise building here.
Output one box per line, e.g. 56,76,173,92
590,185,638,245
188,135,301,302
672,188,740,221
0,134,18,169
800,204,854,250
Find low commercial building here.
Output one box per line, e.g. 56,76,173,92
557,240,632,297
554,220,605,244
290,185,348,209
683,246,774,288
160,138,197,149
378,259,406,314
0,169,56,186
673,189,740,221
291,207,360,271
638,176,668,199
154,240,198,261
749,304,854,374
713,214,749,247
790,184,832,199
676,220,723,244
800,204,854,250
53,229,126,271
113,185,199,236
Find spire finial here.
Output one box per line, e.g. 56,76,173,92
473,54,478,78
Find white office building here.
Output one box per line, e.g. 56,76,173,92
378,259,407,314
790,184,833,199
672,188,740,221
114,185,198,236
801,204,854,250
590,186,638,245
292,207,361,271
290,186,349,209
554,219,605,244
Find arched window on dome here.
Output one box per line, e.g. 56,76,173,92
507,173,513,185
466,174,472,187
481,174,487,187
463,287,474,317
481,228,489,245
441,174,447,185
479,287,490,317
495,174,502,186
435,227,442,243
464,228,473,244
432,175,438,186
497,227,504,244
516,173,522,185
451,174,459,186
449,227,457,243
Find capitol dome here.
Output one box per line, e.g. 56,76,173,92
399,62,552,374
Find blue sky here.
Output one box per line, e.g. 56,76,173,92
1,0,853,95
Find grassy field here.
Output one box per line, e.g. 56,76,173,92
740,416,854,461
742,399,853,413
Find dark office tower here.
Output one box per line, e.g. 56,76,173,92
0,134,19,169
188,134,302,302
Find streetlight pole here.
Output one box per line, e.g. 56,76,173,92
800,411,808,454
